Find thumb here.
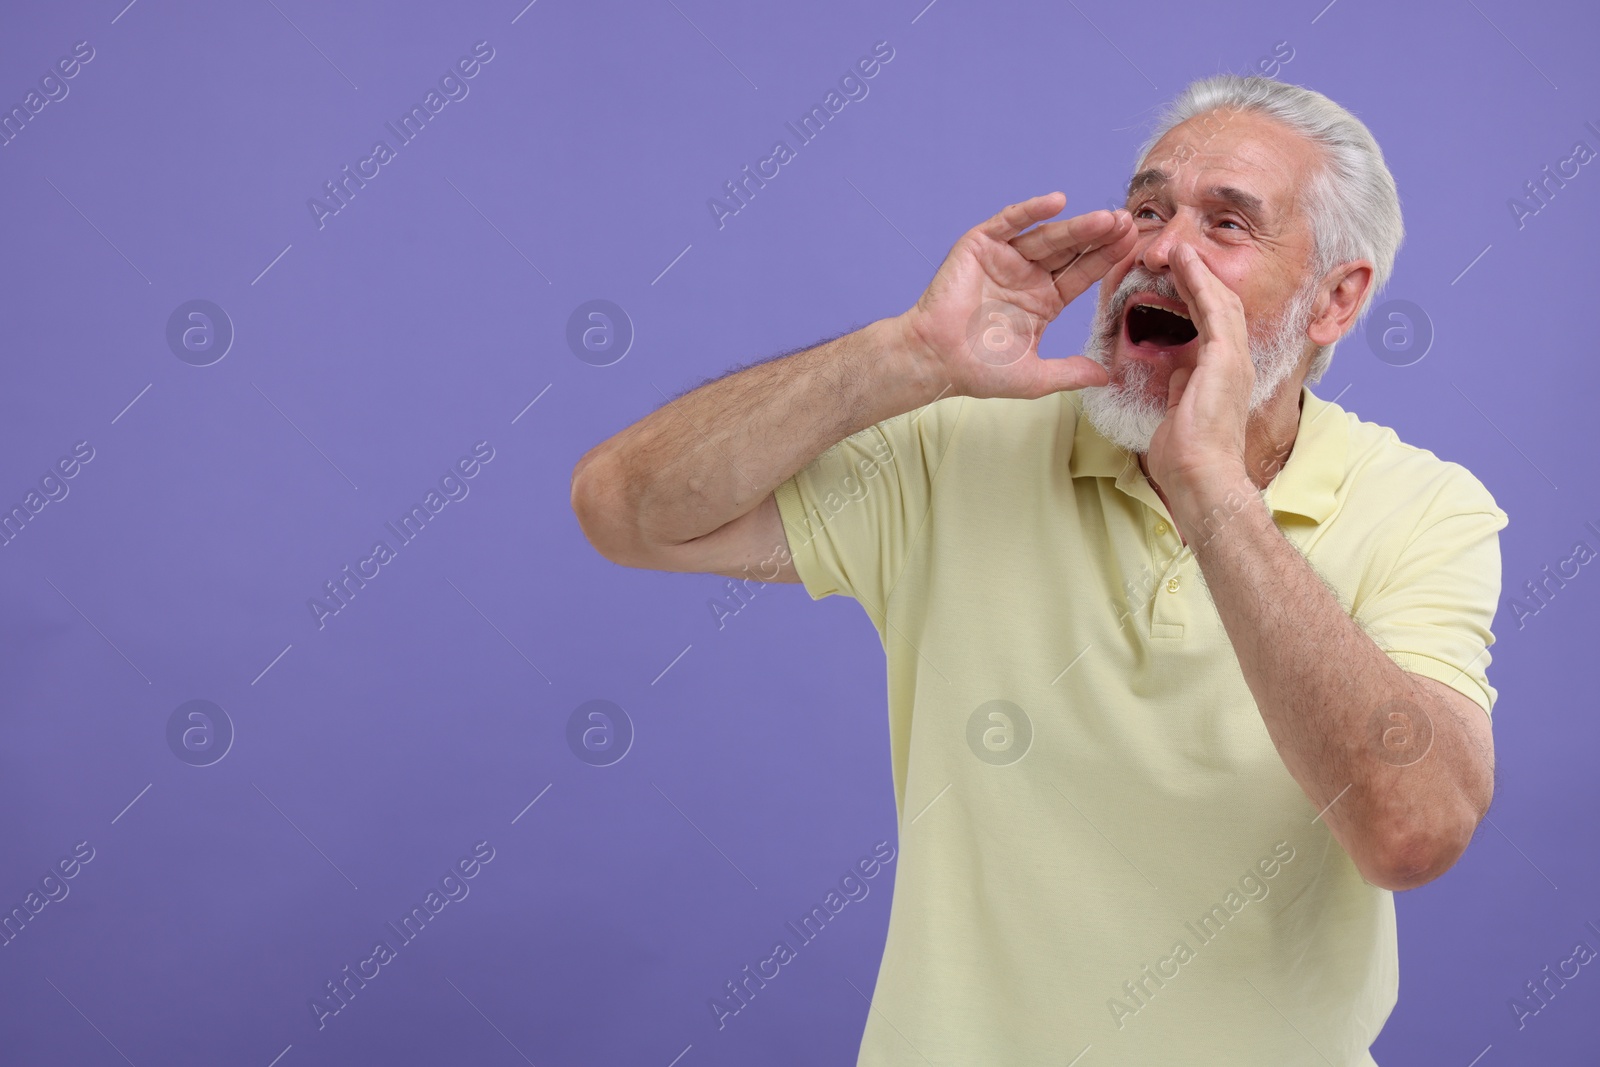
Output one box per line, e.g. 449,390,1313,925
1040,354,1111,394
1165,366,1192,410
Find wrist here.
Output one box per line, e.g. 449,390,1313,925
878,310,965,405
1168,465,1260,546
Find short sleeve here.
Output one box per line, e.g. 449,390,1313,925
1353,471,1510,718
773,394,966,624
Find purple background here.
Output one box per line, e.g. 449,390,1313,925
1,0,1596,1064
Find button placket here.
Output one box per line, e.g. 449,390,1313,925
1148,507,1186,636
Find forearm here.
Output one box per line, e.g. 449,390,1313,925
576,312,944,550
1173,474,1481,887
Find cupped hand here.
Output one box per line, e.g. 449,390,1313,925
1144,243,1255,500
898,192,1138,400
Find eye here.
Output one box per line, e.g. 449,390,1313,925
1133,205,1162,221
1216,217,1245,231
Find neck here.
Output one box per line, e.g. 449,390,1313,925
1244,385,1305,490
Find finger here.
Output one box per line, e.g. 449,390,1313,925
1034,212,1131,274
1050,219,1139,305
1010,209,1124,263
1037,353,1112,395
1170,247,1252,394
1166,242,1202,317
1170,245,1243,343
1165,365,1192,411
974,192,1067,242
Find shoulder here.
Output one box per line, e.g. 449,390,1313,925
1335,399,1508,532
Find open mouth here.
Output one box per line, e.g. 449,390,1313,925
1124,302,1198,351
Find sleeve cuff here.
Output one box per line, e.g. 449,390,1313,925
773,474,832,601
1386,649,1495,719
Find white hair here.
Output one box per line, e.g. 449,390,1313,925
1132,74,1404,383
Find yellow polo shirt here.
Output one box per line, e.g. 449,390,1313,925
773,383,1508,1066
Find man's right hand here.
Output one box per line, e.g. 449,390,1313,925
894,192,1138,401
572,195,1137,580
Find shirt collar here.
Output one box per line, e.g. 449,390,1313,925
1065,384,1349,524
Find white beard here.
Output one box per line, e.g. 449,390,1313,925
1076,266,1318,454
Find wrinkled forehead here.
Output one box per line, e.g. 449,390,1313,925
1130,110,1317,224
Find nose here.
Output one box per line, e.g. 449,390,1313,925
1136,212,1199,275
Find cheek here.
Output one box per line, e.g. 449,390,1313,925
1097,292,1124,338
1102,262,1136,303
1198,256,1253,303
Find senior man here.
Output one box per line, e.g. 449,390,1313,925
572,74,1507,1065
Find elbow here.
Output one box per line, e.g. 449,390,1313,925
570,448,633,565
1360,811,1478,892
1361,850,1443,894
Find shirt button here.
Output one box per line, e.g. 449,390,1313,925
1166,577,1180,593
1155,520,1169,535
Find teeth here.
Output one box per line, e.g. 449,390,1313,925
1133,302,1190,320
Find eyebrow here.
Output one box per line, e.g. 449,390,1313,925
1125,169,1270,225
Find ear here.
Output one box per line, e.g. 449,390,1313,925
1308,260,1374,346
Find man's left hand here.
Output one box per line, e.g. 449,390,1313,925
1145,244,1256,508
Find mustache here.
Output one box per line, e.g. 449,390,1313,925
1093,265,1310,349
1100,266,1181,336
